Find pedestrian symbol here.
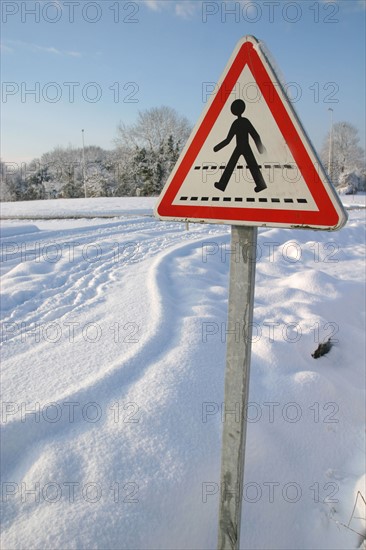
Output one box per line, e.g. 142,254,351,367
213,99,267,194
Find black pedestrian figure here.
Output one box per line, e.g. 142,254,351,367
213,99,267,193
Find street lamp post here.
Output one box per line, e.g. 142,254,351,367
82,129,87,198
328,108,334,182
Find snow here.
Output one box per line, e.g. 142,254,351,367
1,197,365,549
0,197,156,219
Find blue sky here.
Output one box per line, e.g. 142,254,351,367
1,0,365,162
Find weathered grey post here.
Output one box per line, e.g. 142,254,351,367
218,225,257,550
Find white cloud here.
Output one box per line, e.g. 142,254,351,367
175,1,198,19
0,43,14,53
33,44,82,57
144,0,162,11
65,51,82,58
34,45,62,55
4,40,82,57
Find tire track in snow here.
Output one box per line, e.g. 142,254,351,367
1,219,225,337
0,231,229,483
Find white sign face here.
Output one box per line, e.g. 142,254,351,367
155,35,347,230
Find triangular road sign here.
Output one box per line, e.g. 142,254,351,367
155,36,347,230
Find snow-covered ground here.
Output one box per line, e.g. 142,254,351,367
0,197,156,219
1,196,365,549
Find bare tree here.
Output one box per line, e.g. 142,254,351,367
320,122,365,185
115,106,192,151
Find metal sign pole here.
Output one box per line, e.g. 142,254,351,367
217,225,257,550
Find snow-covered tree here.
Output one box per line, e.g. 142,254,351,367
83,146,113,197
337,171,360,195
113,106,188,197
115,106,191,152
23,160,48,200
113,134,184,196
320,122,365,186
0,160,34,201
40,146,83,198
358,170,366,192
0,160,17,201
40,145,117,198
